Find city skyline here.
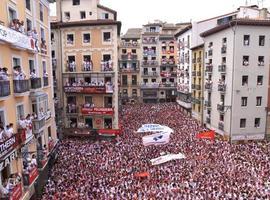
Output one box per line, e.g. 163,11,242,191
50,0,270,33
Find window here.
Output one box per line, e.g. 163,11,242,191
13,57,21,68
89,12,92,16
48,126,51,137
242,76,248,86
85,96,92,105
8,7,17,21
258,56,264,66
64,12,70,20
102,13,109,19
219,114,224,122
83,33,90,43
0,111,6,127
259,35,265,46
257,76,263,85
73,0,80,5
256,96,262,106
243,56,249,66
243,35,250,46
42,61,46,75
104,97,112,108
103,54,111,61
104,118,112,129
122,49,127,54
122,75,128,85
240,118,246,128
40,27,45,40
26,0,31,11
67,34,74,45
103,32,111,42
132,75,137,85
132,89,137,96
222,37,227,44
132,49,136,54
241,97,247,107
80,11,86,19
51,33,55,41
16,105,24,121
26,18,32,32
254,118,260,128
39,3,44,22
29,60,35,73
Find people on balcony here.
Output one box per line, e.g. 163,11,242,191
13,66,26,80
0,174,22,197
0,68,9,81
83,102,94,108
101,60,113,71
30,69,37,79
41,39,47,54
83,59,93,71
23,154,37,175
67,103,77,113
9,19,25,34
67,60,76,72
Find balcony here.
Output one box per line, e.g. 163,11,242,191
192,58,196,63
13,80,30,94
66,106,79,114
160,58,176,66
205,100,211,107
23,167,39,186
197,58,202,63
221,46,227,54
30,78,42,89
218,84,226,92
121,54,138,60
217,104,225,113
101,61,113,72
66,63,77,72
205,64,213,73
64,85,112,94
120,67,139,73
1,183,23,200
143,50,156,57
140,83,159,89
0,134,20,160
81,62,93,72
142,72,158,77
32,117,46,134
208,49,213,56
205,82,212,91
192,71,196,76
218,65,226,73
43,77,49,87
159,82,177,88
142,37,158,44
0,81,11,98
81,107,114,115
192,84,195,90
37,149,48,169
218,121,224,131
197,71,202,76
141,60,158,67
160,71,177,78
40,40,47,55
120,41,140,48
195,84,201,90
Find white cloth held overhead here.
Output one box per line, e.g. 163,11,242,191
142,132,170,146
150,153,186,165
137,124,173,133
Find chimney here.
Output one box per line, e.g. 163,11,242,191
259,8,268,19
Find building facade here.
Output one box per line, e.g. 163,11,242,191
191,45,204,123
0,0,57,199
52,0,121,136
201,6,270,141
119,28,141,104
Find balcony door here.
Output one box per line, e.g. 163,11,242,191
85,118,93,129
104,97,112,108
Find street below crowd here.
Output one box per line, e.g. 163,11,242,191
42,103,270,199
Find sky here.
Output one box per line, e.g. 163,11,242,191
50,0,270,34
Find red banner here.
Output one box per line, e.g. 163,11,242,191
135,172,150,178
98,129,121,136
10,184,22,200
81,107,114,115
29,167,39,185
196,130,215,140
64,86,106,94
160,72,172,77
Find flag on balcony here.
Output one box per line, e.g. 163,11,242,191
196,130,215,140
142,132,170,146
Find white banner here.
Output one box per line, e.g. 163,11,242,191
0,25,35,51
137,124,173,133
142,132,170,146
150,153,186,165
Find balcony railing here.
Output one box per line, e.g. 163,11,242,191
159,83,177,88
197,71,202,76
81,63,93,72
160,59,176,66
140,83,159,89
81,107,114,115
205,82,212,91
142,37,158,44
101,61,113,72
43,77,49,87
120,67,139,72
141,60,159,67
30,78,42,89
192,71,196,76
66,106,79,114
13,80,30,93
66,63,77,72
160,71,177,77
218,84,226,92
205,100,211,107
197,58,202,63
121,54,138,60
32,117,45,134
206,117,211,124
143,50,156,57
218,121,224,131
142,72,158,77
23,167,39,186
40,41,47,54
205,64,213,73
120,41,140,47
218,65,226,73
0,81,10,97
217,104,225,113
221,46,227,54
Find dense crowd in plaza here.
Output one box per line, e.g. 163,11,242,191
42,103,270,199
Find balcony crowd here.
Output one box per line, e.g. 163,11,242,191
42,103,270,199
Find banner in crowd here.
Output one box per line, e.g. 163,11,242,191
98,129,121,136
150,153,186,165
196,130,215,140
142,132,170,146
137,124,173,133
134,172,150,178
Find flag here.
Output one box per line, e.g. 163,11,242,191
134,172,150,178
142,132,170,146
196,130,215,140
150,153,186,165
137,124,173,133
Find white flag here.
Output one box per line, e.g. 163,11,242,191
142,132,170,146
137,124,173,133
150,153,186,165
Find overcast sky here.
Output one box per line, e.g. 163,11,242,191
50,0,270,33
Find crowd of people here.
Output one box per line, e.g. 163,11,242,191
42,103,270,199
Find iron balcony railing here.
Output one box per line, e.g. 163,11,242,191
13,80,30,93
30,78,42,89
0,81,10,97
